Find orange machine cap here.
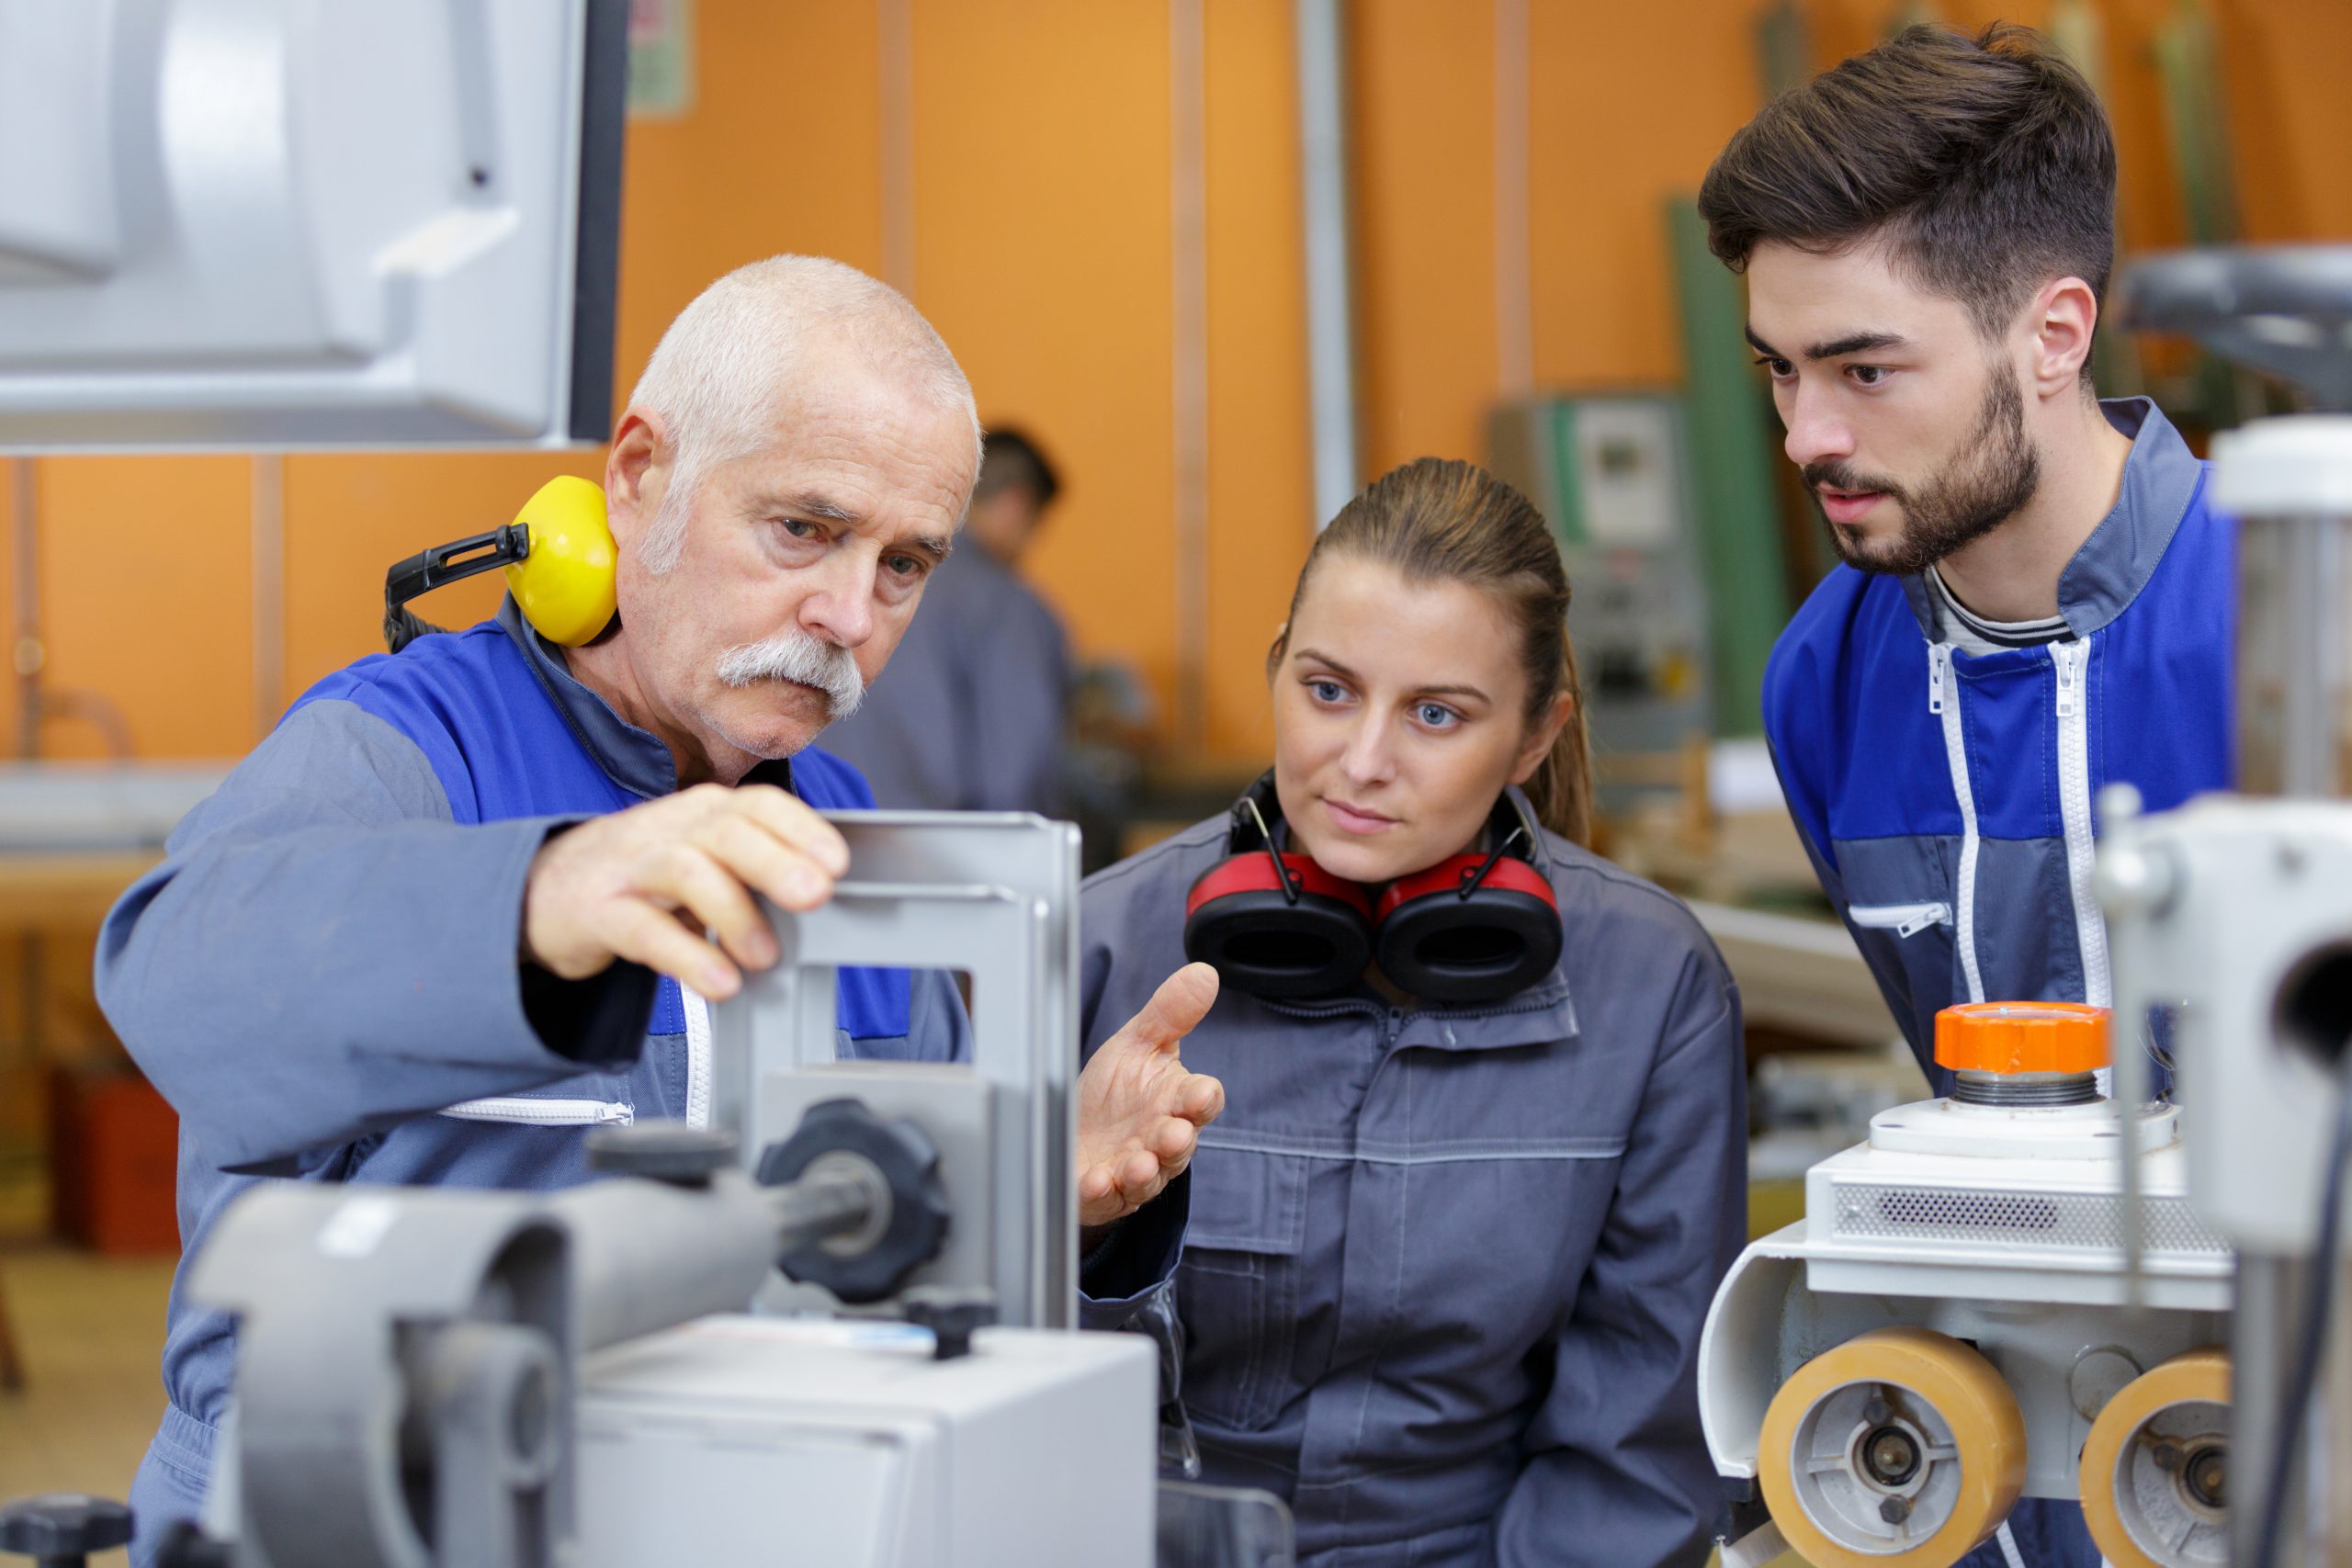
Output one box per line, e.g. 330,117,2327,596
1934,1000,2110,1075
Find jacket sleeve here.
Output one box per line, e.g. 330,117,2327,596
1495,952,1747,1568
96,698,653,1172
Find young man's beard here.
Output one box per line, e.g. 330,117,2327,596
1804,367,2042,578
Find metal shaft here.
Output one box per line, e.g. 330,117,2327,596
766,1168,880,1256
2233,1252,2305,1566
2233,513,2352,798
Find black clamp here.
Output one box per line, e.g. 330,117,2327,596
756,1099,950,1303
901,1285,998,1360
0,1494,134,1567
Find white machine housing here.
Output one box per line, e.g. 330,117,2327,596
579,1316,1157,1568
1701,1099,2230,1508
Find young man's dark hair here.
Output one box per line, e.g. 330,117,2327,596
976,425,1061,506
1699,22,2117,350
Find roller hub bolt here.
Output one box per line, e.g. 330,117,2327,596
1862,1424,1923,1488
2183,1442,2226,1511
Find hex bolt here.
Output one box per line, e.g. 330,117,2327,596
2151,1441,2185,1472
1879,1496,1912,1525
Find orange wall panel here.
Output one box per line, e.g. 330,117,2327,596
1526,1,1764,393
26,457,252,759
1352,0,1499,476
1204,0,1315,761
908,0,1181,728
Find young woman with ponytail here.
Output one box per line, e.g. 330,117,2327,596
1078,458,1745,1566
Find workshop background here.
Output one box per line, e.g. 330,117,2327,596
1,0,2346,1549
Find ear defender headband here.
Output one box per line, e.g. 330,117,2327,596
384,475,618,651
1182,774,1377,999
1182,773,1564,1005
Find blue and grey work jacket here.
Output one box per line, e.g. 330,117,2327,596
1765,397,2233,1094
96,599,975,1559
1761,398,2232,1568
1078,803,1746,1567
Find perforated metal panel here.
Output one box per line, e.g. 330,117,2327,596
1827,1179,2230,1256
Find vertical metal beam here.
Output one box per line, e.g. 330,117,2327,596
877,0,917,298
8,459,37,761
1170,0,1209,747
1667,199,1790,737
1492,0,1532,401
1295,0,1359,530
251,455,286,739
6,458,39,1067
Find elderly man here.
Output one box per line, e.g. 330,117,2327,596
98,256,1221,1560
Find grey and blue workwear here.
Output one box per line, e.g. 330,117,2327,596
1763,397,2234,1568
1079,799,1747,1567
94,601,988,1561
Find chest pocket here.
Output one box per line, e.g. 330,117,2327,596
1837,841,1964,1043
1175,1145,1307,1433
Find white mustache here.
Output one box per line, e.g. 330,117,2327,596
713,629,865,719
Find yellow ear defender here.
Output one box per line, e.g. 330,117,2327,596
383,476,618,652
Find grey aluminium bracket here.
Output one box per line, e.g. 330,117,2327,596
707,811,1082,1330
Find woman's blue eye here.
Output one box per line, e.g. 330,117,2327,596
1308,679,1346,704
1417,703,1460,728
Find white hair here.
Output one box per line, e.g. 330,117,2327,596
627,255,980,573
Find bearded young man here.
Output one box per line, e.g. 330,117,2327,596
1698,24,2231,1568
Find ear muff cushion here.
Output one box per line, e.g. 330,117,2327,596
1374,856,1563,1004
1185,854,1374,1000
504,475,618,647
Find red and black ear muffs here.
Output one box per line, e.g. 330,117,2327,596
1182,773,1563,1004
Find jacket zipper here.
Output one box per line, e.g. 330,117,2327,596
439,1097,634,1126
2052,639,2112,1010
1928,643,1986,1004
1847,901,1953,939
683,987,713,1130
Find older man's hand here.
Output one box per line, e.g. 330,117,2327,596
521,783,848,998
1076,962,1225,1230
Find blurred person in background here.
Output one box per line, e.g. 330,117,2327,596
823,426,1074,816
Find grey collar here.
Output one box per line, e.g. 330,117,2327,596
1902,397,2207,644
495,596,792,800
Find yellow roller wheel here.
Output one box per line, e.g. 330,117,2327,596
2078,1348,2231,1568
1758,1326,2028,1568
